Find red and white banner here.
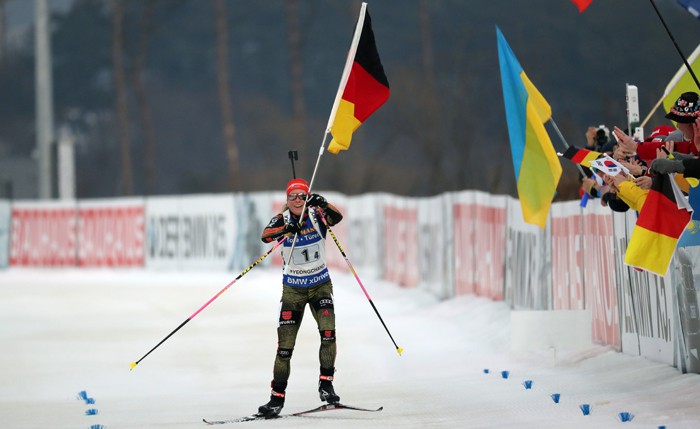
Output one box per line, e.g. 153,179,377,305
551,202,584,310
454,193,507,300
383,200,418,287
453,197,476,296
473,193,507,300
582,205,620,348
10,202,78,266
0,200,10,268
77,199,145,267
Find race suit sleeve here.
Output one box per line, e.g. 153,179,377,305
323,203,343,226
261,213,286,243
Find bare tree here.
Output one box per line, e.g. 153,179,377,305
214,0,240,190
130,0,158,195
0,0,6,64
112,0,134,195
418,0,443,195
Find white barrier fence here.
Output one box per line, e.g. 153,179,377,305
1,191,699,373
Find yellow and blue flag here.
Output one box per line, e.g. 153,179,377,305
496,27,562,229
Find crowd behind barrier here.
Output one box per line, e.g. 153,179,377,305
1,191,699,373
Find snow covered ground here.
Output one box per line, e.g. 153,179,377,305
1,267,700,428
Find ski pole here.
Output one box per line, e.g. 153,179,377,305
130,237,285,370
316,210,403,356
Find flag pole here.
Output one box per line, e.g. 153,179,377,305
284,3,367,266
549,116,586,177
640,42,700,128
308,1,367,196
648,0,700,91
640,96,667,129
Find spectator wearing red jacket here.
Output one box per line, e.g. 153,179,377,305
615,92,700,165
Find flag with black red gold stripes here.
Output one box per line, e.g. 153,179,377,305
625,173,692,276
561,146,601,169
327,6,389,155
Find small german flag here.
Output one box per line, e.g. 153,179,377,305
328,8,390,155
625,173,692,276
561,146,601,168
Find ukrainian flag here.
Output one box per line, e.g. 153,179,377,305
496,27,562,229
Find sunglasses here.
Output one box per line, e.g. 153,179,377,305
287,193,308,201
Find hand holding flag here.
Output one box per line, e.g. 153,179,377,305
589,155,630,177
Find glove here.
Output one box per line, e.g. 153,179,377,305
650,158,685,175
283,222,301,235
307,193,328,208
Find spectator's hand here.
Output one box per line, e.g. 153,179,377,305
612,172,630,188
585,127,597,149
665,140,675,155
655,147,667,159
613,146,627,161
634,175,652,190
650,158,685,175
602,173,617,191
693,118,700,151
283,221,301,235
654,141,675,160
604,172,631,191
582,177,597,191
614,126,637,155
619,159,643,176
307,193,328,208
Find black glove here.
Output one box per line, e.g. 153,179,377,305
650,158,685,175
283,222,301,235
307,193,328,208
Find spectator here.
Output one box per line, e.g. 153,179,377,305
603,171,648,212
617,92,700,164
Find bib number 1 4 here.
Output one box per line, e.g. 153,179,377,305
292,244,320,265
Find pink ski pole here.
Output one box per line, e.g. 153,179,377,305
130,237,285,370
317,210,403,356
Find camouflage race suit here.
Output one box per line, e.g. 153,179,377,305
274,280,336,384
261,203,343,394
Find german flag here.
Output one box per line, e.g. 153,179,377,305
328,8,389,155
625,173,692,276
561,146,601,168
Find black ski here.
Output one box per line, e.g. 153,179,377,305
203,403,383,425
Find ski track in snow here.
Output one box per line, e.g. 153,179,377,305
1,268,700,428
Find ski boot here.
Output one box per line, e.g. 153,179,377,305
318,374,340,403
258,388,285,418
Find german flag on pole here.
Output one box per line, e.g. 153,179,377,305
625,173,692,276
561,146,601,168
327,3,389,155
